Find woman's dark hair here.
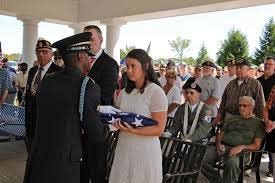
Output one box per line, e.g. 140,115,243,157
125,49,160,94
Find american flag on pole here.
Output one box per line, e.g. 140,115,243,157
100,112,158,128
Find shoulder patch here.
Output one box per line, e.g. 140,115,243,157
204,114,212,123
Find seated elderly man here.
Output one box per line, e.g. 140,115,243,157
163,82,212,142
201,96,265,183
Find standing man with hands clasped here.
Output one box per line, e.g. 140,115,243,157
23,32,120,183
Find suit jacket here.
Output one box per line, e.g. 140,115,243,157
88,50,119,105
25,67,105,183
25,63,62,139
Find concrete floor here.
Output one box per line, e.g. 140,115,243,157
0,139,273,183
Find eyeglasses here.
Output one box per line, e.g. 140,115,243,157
239,104,251,108
185,91,195,95
36,50,50,55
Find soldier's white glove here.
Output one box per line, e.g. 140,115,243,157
98,105,121,114
162,131,172,138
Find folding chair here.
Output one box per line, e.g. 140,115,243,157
104,131,119,181
238,140,265,183
213,138,265,183
160,137,207,183
0,103,25,142
165,117,174,131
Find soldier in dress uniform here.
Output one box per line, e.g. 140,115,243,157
195,60,221,118
163,82,212,142
23,32,118,183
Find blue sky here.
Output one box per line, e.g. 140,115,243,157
0,3,275,60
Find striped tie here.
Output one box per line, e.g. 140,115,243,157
31,67,44,95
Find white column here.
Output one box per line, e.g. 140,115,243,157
101,19,126,62
68,23,86,34
17,17,40,67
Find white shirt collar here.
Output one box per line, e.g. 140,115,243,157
94,49,103,60
187,102,199,112
39,60,53,79
40,60,53,72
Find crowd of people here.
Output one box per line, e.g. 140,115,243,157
152,56,275,183
0,25,275,183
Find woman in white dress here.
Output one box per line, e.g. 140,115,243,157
109,49,168,183
163,70,181,117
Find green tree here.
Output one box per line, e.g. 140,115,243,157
168,37,190,61
183,57,196,65
196,43,210,64
254,17,275,65
120,45,136,60
216,29,249,67
3,53,21,61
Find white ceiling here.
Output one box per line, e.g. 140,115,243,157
0,0,275,25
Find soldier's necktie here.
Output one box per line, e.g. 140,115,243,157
31,67,44,95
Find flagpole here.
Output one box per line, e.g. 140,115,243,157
0,41,2,60
146,41,151,54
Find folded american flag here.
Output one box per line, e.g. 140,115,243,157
100,112,158,128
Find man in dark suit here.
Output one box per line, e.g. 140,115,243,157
23,32,118,183
83,25,119,105
82,25,119,183
24,39,62,154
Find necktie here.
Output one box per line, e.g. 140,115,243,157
90,56,96,69
31,67,44,95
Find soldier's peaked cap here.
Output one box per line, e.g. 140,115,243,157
52,32,94,56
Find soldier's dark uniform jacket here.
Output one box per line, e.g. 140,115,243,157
23,32,105,183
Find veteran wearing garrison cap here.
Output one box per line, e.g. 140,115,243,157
163,82,212,143
23,32,115,183
195,59,221,118
24,38,62,155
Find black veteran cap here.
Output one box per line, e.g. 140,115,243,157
183,82,202,93
36,39,52,50
202,60,215,68
227,59,235,66
52,32,94,56
235,58,250,66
